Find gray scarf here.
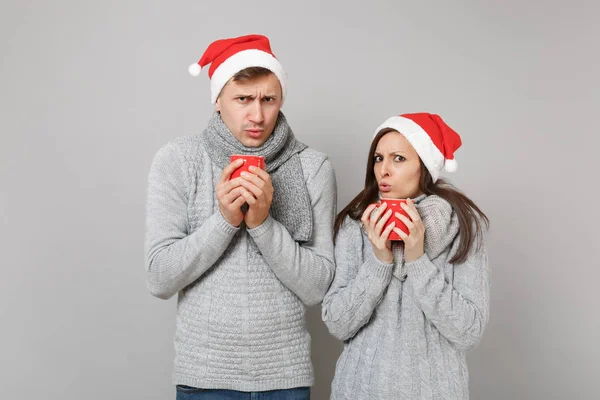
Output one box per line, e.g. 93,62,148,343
201,112,313,242
390,193,460,281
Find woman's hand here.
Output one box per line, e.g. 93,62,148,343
361,203,395,264
393,198,425,262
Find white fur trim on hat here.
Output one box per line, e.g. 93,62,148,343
374,116,446,182
209,49,287,104
444,158,458,172
188,63,201,76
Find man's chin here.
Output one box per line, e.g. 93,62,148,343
240,136,266,148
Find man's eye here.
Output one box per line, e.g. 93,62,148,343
264,97,273,102
237,97,248,102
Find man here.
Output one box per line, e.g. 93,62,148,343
145,34,337,399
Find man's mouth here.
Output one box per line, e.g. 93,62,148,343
245,129,263,138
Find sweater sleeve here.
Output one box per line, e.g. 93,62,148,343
321,219,394,341
144,142,239,300
247,157,336,306
406,235,490,351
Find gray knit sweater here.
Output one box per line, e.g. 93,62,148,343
145,134,336,391
322,195,489,400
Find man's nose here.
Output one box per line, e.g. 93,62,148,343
249,101,264,124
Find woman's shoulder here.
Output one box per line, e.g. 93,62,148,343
336,215,364,243
340,214,361,229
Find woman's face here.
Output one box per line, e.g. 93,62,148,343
373,131,423,199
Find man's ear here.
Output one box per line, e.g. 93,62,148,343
215,98,221,113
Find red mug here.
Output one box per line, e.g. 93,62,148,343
230,155,265,180
375,198,409,241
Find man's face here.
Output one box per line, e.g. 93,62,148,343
215,73,283,148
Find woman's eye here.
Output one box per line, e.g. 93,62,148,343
394,155,406,162
374,156,382,162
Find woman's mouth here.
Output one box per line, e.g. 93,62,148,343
379,183,391,192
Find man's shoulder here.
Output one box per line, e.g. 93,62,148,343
298,147,332,179
170,133,204,154
154,134,205,163
298,146,328,162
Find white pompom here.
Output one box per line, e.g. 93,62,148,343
444,158,458,172
188,63,201,76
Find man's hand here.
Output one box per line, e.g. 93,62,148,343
239,165,274,229
216,159,246,227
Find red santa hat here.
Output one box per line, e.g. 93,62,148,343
373,113,462,182
188,34,287,104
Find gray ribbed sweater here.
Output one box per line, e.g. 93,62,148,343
145,134,336,391
322,195,489,400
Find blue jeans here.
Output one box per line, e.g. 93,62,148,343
175,386,310,400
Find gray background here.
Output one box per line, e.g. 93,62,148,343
1,0,598,399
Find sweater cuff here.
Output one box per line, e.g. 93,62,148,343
216,210,241,237
246,214,275,239
365,253,394,280
406,253,436,280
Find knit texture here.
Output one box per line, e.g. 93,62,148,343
322,195,489,400
145,133,337,391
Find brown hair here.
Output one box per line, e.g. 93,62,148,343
334,128,489,264
232,67,273,82
216,67,277,106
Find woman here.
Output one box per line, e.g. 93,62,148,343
322,113,490,399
